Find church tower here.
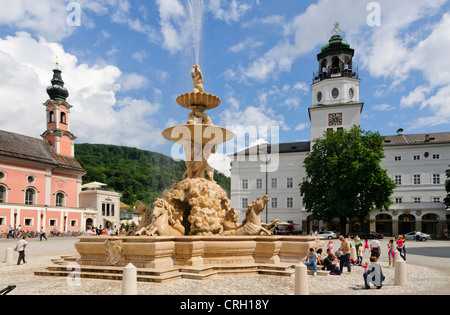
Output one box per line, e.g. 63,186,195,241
41,64,77,157
309,25,364,143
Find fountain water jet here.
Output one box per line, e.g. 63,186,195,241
188,0,204,65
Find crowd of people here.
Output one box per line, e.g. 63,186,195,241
84,225,127,236
303,233,408,289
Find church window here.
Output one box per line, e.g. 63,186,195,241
56,192,65,207
49,111,54,123
332,88,339,99
60,112,67,124
0,186,5,203
25,188,36,205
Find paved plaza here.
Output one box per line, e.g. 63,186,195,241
1,237,449,295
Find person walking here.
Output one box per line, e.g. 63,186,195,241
15,236,28,265
7,225,14,239
415,231,421,242
303,248,318,276
40,226,47,241
338,235,351,273
370,235,381,259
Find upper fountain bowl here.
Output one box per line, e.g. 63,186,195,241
176,92,221,110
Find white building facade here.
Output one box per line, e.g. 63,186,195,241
230,34,450,237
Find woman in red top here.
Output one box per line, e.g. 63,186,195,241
394,235,406,261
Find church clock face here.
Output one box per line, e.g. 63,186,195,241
328,112,343,126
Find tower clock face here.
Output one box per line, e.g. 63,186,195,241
328,112,343,126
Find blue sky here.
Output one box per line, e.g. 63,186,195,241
0,0,449,175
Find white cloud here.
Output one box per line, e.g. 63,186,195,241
228,37,263,53
208,0,252,24
119,73,149,91
0,32,165,150
373,104,394,111
295,123,310,131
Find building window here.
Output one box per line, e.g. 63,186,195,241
271,198,278,209
55,192,65,207
287,178,293,189
0,217,6,226
394,156,402,161
271,178,277,189
25,188,36,205
70,220,78,227
49,219,57,227
24,218,33,227
413,197,421,203
432,174,440,185
413,174,421,185
432,197,440,203
49,111,54,123
0,186,5,203
413,155,420,160
27,175,36,184
433,154,440,159
394,175,402,186
242,179,248,190
0,170,5,181
60,112,67,124
395,197,403,204
242,198,248,209
287,197,294,208
256,179,263,189
111,204,115,217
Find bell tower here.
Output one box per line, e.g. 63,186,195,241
309,24,364,143
41,62,77,157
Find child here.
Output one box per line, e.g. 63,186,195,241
387,239,395,267
357,244,364,265
364,239,369,252
327,239,334,252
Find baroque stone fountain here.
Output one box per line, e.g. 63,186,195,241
35,66,323,282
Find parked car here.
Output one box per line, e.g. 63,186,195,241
318,231,337,239
403,232,431,241
351,232,384,239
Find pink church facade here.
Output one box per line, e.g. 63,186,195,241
0,67,97,234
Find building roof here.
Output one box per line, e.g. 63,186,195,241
231,141,311,157
230,132,450,157
0,129,84,173
383,131,450,146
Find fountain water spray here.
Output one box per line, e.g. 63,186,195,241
188,0,204,65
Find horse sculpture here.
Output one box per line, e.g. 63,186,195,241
134,199,185,236
224,195,279,236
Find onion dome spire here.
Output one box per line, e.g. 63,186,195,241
47,59,69,101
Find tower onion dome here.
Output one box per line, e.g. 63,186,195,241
47,68,69,101
318,34,354,60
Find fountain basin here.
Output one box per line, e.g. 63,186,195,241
74,235,323,269
162,124,234,146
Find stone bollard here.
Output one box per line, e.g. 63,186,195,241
350,246,357,261
5,247,14,265
122,263,138,295
394,259,407,286
294,263,309,295
393,249,400,266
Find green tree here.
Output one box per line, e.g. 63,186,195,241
444,164,450,208
299,126,396,236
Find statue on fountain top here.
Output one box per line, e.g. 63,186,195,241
191,65,204,93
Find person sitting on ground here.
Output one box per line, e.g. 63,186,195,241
316,248,324,265
322,253,339,274
363,256,385,290
303,248,318,276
